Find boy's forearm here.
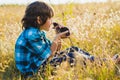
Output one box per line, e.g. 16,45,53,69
48,41,58,60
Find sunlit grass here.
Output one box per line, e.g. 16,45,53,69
0,2,120,80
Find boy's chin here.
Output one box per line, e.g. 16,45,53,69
46,29,49,31
43,28,49,31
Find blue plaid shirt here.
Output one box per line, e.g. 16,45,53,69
15,27,51,74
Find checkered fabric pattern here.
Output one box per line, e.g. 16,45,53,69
15,27,51,75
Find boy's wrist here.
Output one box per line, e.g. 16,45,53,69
53,41,58,44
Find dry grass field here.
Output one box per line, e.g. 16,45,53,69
0,1,120,80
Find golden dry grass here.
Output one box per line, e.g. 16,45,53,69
0,1,120,80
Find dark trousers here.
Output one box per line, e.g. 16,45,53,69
21,46,94,79
42,46,94,68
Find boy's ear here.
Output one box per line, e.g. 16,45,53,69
37,16,41,24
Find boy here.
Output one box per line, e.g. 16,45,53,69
15,1,120,79
15,1,68,79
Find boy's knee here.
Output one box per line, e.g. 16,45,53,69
67,52,75,58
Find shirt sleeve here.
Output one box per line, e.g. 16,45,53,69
26,30,51,60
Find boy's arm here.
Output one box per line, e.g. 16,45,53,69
48,31,68,60
27,32,51,60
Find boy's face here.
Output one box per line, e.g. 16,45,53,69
40,18,52,31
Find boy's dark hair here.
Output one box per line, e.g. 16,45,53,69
21,1,54,29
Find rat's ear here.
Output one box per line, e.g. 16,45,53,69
53,22,59,29
53,22,59,27
37,16,42,24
